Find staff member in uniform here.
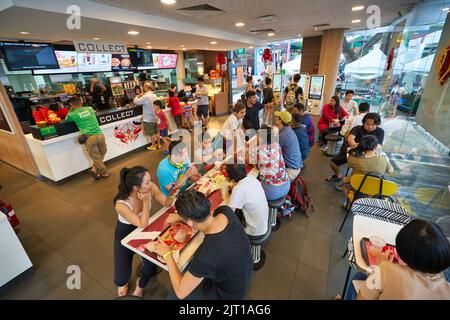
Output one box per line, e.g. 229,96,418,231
66,96,108,180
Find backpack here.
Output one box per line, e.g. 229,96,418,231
278,196,296,218
288,175,314,217
285,85,300,107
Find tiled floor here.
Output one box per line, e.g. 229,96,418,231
0,116,358,300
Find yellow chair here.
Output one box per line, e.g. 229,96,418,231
339,173,399,232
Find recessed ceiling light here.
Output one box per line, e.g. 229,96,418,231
93,37,101,40
20,31,30,35
249,46,254,49
298,34,302,38
146,46,153,49
352,6,364,11
210,41,218,45
268,33,275,37
180,45,185,47
352,19,361,24
128,31,139,35
443,7,449,11
314,27,318,31
161,0,176,5
182,48,186,51
235,22,245,27
146,42,151,45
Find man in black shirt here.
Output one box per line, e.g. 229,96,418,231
154,189,253,300
326,113,385,182
244,91,271,131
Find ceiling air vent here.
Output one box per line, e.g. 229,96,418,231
177,4,224,17
249,28,276,34
178,4,224,11
259,15,277,23
312,23,330,28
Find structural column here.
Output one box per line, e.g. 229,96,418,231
176,50,186,90
318,29,346,104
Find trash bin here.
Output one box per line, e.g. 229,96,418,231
325,134,344,157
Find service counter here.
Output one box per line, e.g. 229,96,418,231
25,104,178,182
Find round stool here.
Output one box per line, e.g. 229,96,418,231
268,197,286,232
325,134,344,157
249,219,272,271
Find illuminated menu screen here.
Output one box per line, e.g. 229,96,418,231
309,76,325,100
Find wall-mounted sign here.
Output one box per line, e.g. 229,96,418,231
236,48,246,55
0,97,14,133
74,41,128,55
96,106,142,126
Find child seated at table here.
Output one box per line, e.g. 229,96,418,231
212,102,246,152
226,164,269,238
194,131,224,175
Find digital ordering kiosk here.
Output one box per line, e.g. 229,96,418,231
305,75,326,116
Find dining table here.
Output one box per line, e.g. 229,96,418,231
121,163,259,272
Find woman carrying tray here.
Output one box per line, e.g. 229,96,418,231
114,166,174,298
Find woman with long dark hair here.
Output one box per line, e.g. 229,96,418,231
114,166,173,297
318,95,349,150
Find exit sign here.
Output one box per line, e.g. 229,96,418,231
237,48,246,54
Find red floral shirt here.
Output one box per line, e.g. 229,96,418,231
250,143,289,185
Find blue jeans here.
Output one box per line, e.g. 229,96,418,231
261,181,291,201
345,272,368,300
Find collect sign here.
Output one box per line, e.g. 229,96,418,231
74,41,128,55
96,106,143,126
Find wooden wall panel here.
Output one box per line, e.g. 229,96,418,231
301,36,322,75
0,81,39,176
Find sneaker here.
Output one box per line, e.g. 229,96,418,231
326,175,342,182
335,182,343,192
148,145,157,151
321,145,328,152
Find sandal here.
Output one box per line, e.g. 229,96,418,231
90,169,100,181
132,278,143,298
326,175,342,182
117,284,129,297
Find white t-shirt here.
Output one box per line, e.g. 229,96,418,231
134,91,158,123
228,176,269,236
220,114,243,141
350,112,367,130
342,99,358,116
196,85,209,106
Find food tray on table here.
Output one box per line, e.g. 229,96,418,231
360,237,400,266
158,222,198,251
